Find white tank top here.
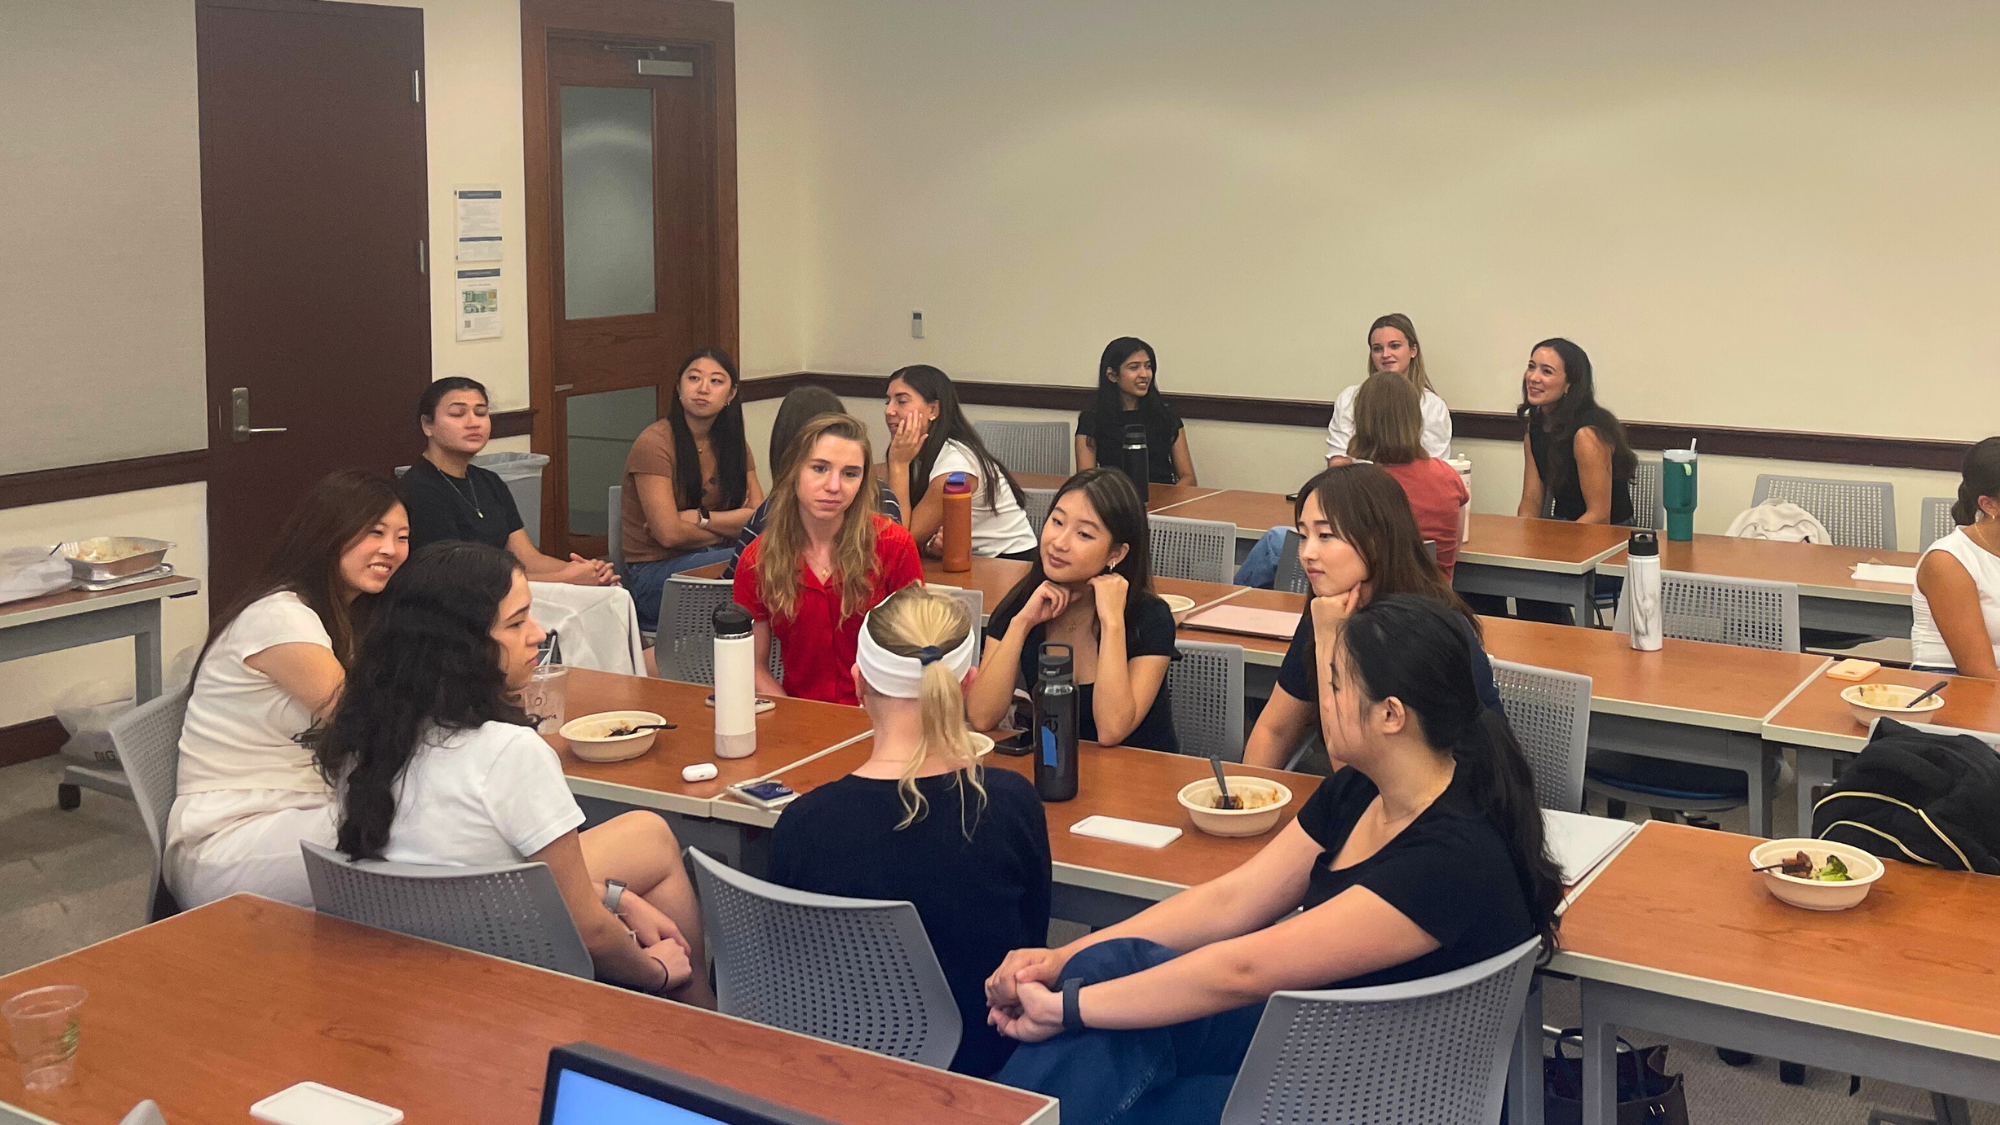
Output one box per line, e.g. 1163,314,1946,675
1910,527,2000,671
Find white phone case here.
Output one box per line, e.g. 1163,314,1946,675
1069,816,1182,849
250,1082,403,1125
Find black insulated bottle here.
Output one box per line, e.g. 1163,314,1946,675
1034,642,1079,802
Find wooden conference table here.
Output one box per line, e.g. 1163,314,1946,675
1559,821,2000,1125
0,896,1056,1125
1008,471,1220,515
1596,532,1920,638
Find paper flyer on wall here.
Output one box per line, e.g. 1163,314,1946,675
455,268,502,341
454,187,503,261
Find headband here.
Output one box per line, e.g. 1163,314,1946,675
855,612,979,699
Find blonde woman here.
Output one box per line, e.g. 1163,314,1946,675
1324,313,1452,463
732,414,924,704
1349,371,1469,579
770,586,1052,1077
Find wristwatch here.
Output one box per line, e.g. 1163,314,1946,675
698,507,712,530
602,879,627,914
1061,977,1084,1032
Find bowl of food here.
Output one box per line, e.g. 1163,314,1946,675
1749,837,1885,911
1160,594,1197,624
559,710,667,763
60,537,173,582
1177,776,1293,838
1841,682,1944,727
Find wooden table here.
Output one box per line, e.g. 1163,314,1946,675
1146,488,1294,539
1556,821,2000,1125
1595,533,1919,637
0,575,202,810
922,557,1250,626
1762,666,2000,831
1013,472,1220,514
1452,515,1633,626
0,896,1054,1125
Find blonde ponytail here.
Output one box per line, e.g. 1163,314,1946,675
865,586,989,833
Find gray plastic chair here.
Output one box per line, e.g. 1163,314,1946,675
1219,937,1541,1125
944,586,984,626
973,419,1071,477
1151,513,1236,583
107,686,191,922
1630,459,1666,533
1022,486,1057,534
1169,640,1246,762
1490,660,1590,814
1751,474,1897,550
686,849,961,1069
300,841,593,978
1273,529,1308,595
1920,497,1957,552
1613,570,1800,652
656,576,783,684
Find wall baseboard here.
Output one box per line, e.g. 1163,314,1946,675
0,716,68,769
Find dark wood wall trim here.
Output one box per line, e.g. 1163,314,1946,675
0,450,210,512
490,409,536,439
0,717,68,769
750,373,1971,474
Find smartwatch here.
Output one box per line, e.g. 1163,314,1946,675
1061,977,1084,1032
698,507,712,530
603,879,627,914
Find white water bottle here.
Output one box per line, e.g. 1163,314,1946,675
1446,455,1473,545
712,605,758,758
1627,530,1663,651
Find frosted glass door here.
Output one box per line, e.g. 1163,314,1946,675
560,86,655,320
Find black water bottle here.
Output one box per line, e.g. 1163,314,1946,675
1119,423,1150,503
1034,642,1079,802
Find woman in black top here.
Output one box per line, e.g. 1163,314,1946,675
402,377,618,586
1074,337,1196,486
966,467,1179,752
985,596,1561,1125
1516,338,1636,526
770,586,1051,1078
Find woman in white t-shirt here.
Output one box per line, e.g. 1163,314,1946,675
1913,438,2000,679
315,541,712,1005
884,365,1039,561
166,471,410,909
1325,313,1453,464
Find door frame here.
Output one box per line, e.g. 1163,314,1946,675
521,0,739,555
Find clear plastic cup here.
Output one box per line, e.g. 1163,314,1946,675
525,664,570,736
3,984,87,1090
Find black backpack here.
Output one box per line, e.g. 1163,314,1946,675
1811,717,2000,874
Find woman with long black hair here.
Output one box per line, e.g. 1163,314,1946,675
985,595,1560,1125
1515,338,1636,527
317,542,712,1005
883,365,1038,561
1073,337,1195,486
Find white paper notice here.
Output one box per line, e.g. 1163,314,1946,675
455,269,502,341
454,187,503,262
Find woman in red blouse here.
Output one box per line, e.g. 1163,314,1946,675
1345,371,1468,579
733,414,923,704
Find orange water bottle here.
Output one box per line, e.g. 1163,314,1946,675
942,471,973,572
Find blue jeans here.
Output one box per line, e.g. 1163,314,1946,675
1231,527,1291,588
996,938,1267,1125
628,547,737,632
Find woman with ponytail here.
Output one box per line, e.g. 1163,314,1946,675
316,542,712,1005
1913,437,2000,678
771,586,1051,1078
985,593,1558,1125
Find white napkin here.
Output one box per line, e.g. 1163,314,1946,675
1852,563,1917,585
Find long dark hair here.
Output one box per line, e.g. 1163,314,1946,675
198,471,405,672
1087,337,1174,462
668,347,749,510
1952,437,2000,526
992,467,1159,627
1517,338,1637,494
1294,463,1476,632
1336,594,1563,960
888,365,1026,513
417,375,487,421
768,384,846,472
316,542,529,860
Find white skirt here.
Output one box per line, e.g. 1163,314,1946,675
165,788,338,909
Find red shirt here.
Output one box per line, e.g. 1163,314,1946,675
733,514,924,705
1380,458,1470,580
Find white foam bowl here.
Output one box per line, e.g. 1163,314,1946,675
1177,777,1292,838
1841,683,1945,727
1161,594,1196,624
969,731,994,758
560,710,666,763
1749,837,1885,911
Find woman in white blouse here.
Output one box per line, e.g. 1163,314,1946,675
1913,438,2000,679
1325,313,1452,464
883,365,1039,561
166,471,409,909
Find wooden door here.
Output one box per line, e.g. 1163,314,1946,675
196,0,431,607
524,0,738,559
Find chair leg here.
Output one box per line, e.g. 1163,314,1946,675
1604,797,1627,820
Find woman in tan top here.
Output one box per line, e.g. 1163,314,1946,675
620,348,762,631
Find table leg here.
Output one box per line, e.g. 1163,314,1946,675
1508,975,1545,1125
1569,575,1592,631
1794,746,1836,838
1743,737,1772,838
132,598,164,704
1579,982,1619,1125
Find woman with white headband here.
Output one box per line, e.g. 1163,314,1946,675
770,586,1052,1079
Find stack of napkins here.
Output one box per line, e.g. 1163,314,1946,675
1852,563,1917,585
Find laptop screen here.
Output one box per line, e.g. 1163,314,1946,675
548,1069,732,1125
539,1043,835,1125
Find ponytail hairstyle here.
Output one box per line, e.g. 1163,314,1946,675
860,585,988,834
1334,594,1563,960
316,542,529,860
668,347,750,511
757,413,882,623
1348,370,1427,465
1516,338,1638,493
887,365,1028,514
1365,313,1434,397
1951,437,2000,526
1088,337,1175,463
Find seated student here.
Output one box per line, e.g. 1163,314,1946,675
1073,337,1196,486
1325,313,1452,463
166,471,409,909
1346,371,1469,579
734,414,924,704
770,586,1052,1078
1913,437,2000,678
622,349,764,631
986,595,1561,1125
966,468,1178,752
1242,464,1501,773
724,384,902,577
401,376,616,586
884,366,1039,562
315,541,712,1006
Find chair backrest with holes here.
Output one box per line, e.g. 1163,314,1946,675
1273,529,1309,595
1750,474,1896,550
1630,460,1665,532
108,687,191,921
1150,514,1235,583
1614,570,1800,652
1489,660,1589,813
972,420,1070,477
1920,497,1957,552
1022,487,1056,534
1168,640,1245,762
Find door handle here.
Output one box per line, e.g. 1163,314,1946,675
230,387,288,442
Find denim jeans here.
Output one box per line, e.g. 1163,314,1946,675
628,547,738,632
1231,527,1291,588
995,938,1267,1125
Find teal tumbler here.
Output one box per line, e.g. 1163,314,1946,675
1662,449,1697,541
